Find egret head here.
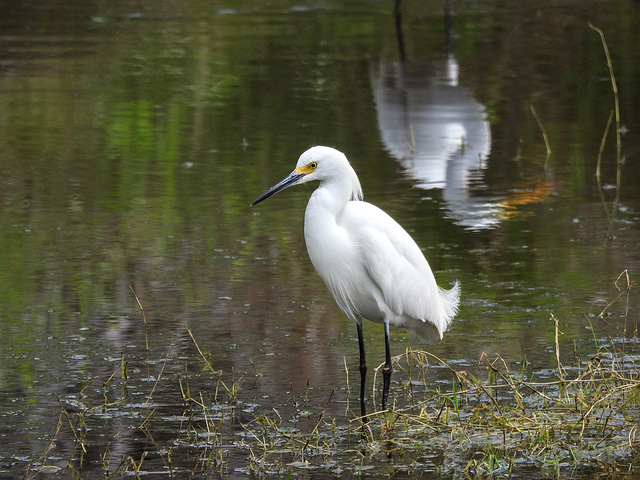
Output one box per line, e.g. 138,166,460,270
251,146,362,206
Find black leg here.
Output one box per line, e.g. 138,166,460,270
382,321,392,410
356,322,367,419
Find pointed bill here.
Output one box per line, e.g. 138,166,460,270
251,170,305,206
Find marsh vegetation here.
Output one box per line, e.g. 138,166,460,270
27,272,639,478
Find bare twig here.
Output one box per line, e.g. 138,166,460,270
530,106,552,169
129,284,150,378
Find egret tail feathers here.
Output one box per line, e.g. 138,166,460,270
440,280,461,324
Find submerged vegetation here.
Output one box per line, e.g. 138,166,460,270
25,271,639,479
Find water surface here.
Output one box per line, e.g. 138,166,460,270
1,0,639,478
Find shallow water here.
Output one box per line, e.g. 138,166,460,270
1,0,640,478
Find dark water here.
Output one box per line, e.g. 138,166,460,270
1,0,640,478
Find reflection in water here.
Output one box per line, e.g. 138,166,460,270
372,3,504,230
372,59,503,230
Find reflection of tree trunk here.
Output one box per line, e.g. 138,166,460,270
394,0,405,62
444,0,451,57
190,22,211,162
395,0,453,60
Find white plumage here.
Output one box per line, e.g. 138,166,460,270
252,146,460,414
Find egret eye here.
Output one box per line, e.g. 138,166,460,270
309,162,318,169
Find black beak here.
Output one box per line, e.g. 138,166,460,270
251,171,305,206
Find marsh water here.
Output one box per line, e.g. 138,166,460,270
2,0,640,478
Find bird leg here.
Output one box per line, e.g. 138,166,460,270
356,322,367,419
381,321,393,410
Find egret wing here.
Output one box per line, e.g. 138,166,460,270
342,202,455,338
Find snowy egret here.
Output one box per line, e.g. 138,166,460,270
251,146,460,415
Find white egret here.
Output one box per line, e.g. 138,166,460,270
251,146,460,416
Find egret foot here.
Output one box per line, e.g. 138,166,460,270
381,365,393,410
357,322,368,420
381,321,393,410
